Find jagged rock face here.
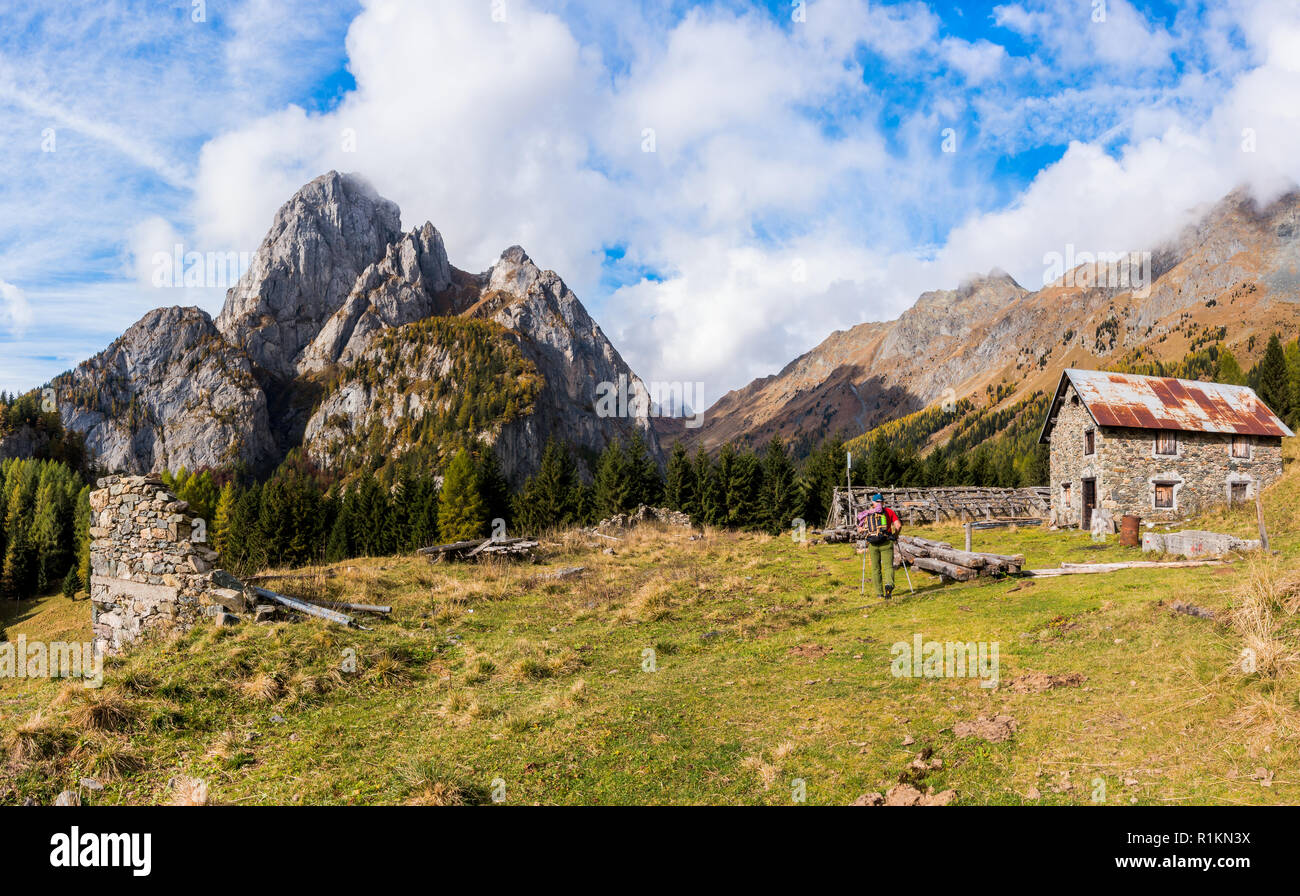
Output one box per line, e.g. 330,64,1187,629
301,315,541,473
54,306,276,474
688,189,1300,455
473,247,662,479
299,222,458,373
302,246,661,482
0,425,47,460
216,171,402,379
50,173,662,482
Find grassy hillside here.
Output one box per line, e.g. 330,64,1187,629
2,446,1298,805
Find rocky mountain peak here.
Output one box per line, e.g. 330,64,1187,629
216,170,402,379
55,305,276,474
298,220,458,373
487,245,546,298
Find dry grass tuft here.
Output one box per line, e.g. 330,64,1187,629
1230,557,1300,678
169,776,211,806
406,781,475,806
207,730,244,762
365,652,410,687
239,672,284,703
78,735,144,780
741,754,779,791
4,712,70,764
67,690,139,732
628,580,675,622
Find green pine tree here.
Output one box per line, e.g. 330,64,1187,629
517,439,579,532
1217,347,1248,385
663,442,697,515
760,437,799,535
438,449,487,541
1256,334,1291,421
626,430,662,507
594,439,633,517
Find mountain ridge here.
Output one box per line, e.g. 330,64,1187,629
673,187,1300,456
39,172,660,482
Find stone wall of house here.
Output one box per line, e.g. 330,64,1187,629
1048,379,1286,525
1098,428,1283,521
1047,381,1102,526
88,475,240,655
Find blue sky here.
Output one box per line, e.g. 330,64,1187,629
2,0,1298,399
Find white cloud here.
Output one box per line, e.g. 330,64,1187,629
7,0,1300,405
0,280,33,336
175,0,1300,399
993,0,1176,71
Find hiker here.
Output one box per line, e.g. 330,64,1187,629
857,492,902,600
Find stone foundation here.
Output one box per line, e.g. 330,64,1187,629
89,475,241,655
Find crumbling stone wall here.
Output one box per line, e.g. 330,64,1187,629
89,475,229,655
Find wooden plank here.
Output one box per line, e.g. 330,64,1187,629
308,600,392,615
252,587,355,626
1026,560,1226,577
417,539,486,555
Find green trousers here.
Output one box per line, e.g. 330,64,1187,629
869,540,895,596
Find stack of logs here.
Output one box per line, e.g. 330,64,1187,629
417,536,539,562
892,534,1024,581
819,529,1023,581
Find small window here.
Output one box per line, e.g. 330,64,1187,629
1084,429,1095,455
1154,482,1176,509
1231,436,1251,459
1155,430,1178,456
1230,482,1248,504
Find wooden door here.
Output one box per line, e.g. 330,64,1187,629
1082,479,1096,530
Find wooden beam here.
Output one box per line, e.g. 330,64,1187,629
252,587,355,626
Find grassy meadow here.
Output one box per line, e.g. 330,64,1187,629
3,454,1299,806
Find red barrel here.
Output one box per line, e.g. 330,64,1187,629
1119,514,1141,547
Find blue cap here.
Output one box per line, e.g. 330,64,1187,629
871,492,883,502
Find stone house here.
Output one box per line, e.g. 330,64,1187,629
1039,369,1293,527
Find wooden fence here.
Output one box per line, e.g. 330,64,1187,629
826,486,1051,528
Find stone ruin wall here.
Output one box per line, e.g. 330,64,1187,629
89,474,236,655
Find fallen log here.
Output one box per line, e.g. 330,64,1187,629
909,556,978,582
252,586,355,626
900,535,953,551
466,536,528,558
896,535,1021,577
306,600,391,615
1025,560,1227,577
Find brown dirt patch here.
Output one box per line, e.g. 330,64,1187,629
1007,672,1086,694
787,644,832,659
854,784,957,806
953,713,1018,743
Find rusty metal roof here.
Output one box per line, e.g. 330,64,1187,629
1040,368,1295,442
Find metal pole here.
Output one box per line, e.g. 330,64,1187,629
849,451,865,595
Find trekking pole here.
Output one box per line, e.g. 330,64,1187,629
900,548,915,594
